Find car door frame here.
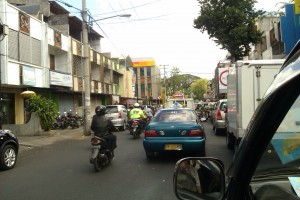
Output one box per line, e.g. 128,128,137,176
225,62,300,199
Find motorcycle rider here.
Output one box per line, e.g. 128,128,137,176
91,105,117,152
145,106,154,120
129,103,147,129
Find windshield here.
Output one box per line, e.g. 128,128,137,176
254,94,300,177
106,106,118,114
152,109,197,122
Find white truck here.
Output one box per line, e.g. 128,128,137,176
166,98,195,109
225,59,285,151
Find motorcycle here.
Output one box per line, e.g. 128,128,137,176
89,134,114,172
128,119,144,139
195,110,207,122
52,112,69,129
66,110,80,129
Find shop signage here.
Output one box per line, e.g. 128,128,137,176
50,71,72,87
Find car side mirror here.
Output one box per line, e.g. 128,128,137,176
173,157,226,200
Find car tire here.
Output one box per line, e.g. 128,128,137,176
0,145,18,170
120,121,126,131
196,150,206,157
214,126,219,135
145,151,154,160
196,143,206,157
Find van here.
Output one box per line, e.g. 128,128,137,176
105,105,128,131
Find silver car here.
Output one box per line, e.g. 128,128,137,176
105,105,128,131
211,99,227,135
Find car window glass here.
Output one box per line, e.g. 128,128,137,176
254,94,300,176
220,102,227,110
106,106,118,113
153,110,196,122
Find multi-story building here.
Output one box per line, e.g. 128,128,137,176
131,57,161,105
0,1,136,134
250,16,285,60
212,15,287,99
112,55,137,107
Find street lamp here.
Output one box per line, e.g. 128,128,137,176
92,14,131,22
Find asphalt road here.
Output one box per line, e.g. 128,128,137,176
0,121,234,200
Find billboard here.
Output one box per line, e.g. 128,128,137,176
132,59,155,67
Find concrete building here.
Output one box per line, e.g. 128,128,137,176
250,16,285,60
131,57,161,105
212,15,286,100
0,0,136,134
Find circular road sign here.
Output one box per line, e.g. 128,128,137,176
219,69,229,86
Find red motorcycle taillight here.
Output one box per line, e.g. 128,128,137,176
132,121,139,125
216,110,222,120
145,130,158,137
188,129,204,136
91,138,101,145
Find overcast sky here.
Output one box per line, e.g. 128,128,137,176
60,0,290,79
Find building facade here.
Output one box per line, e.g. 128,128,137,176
131,57,161,105
0,1,135,131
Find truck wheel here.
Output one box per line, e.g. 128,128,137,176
226,131,234,150
234,139,241,153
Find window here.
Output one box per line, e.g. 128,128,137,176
147,67,151,77
140,68,145,78
50,54,55,70
255,94,300,175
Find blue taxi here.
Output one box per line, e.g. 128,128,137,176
143,107,206,159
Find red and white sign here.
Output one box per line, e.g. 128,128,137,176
218,68,229,90
158,96,161,99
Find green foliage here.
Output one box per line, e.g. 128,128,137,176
26,95,58,131
194,0,265,61
191,79,208,101
167,67,200,95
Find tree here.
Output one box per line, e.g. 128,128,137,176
193,0,265,61
191,79,208,101
26,95,58,131
167,67,200,96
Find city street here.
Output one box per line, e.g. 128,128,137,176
0,122,234,200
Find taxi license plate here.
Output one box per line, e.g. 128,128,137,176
164,144,182,150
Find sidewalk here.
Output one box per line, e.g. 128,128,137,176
17,127,90,153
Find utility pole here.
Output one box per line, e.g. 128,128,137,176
159,64,168,105
0,22,8,129
82,0,91,135
136,70,138,103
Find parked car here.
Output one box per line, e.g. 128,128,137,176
173,41,300,200
105,105,128,131
210,99,227,135
0,130,19,170
143,107,206,159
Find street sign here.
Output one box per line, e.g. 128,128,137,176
158,96,161,99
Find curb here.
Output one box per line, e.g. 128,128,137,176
18,127,89,153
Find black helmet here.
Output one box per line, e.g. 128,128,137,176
95,105,106,116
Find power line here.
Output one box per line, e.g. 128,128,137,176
92,0,163,17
